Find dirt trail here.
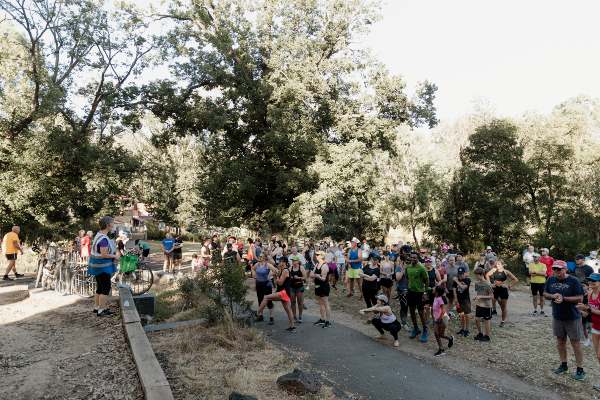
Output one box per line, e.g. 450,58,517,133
0,276,143,400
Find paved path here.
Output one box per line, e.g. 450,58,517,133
255,310,501,400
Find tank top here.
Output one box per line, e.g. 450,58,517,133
381,260,394,278
349,247,361,269
277,268,291,296
589,291,600,331
290,266,303,289
427,268,437,288
304,248,312,265
493,269,507,283
314,263,330,288
380,311,397,324
247,244,255,260
255,262,272,286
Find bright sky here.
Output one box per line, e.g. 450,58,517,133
366,0,600,124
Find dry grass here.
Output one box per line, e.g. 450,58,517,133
148,321,342,400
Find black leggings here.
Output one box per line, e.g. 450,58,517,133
363,287,377,308
95,272,111,296
256,282,274,309
372,318,402,340
397,290,409,325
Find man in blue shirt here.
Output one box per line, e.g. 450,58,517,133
161,233,175,273
543,260,585,380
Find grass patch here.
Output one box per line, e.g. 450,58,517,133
148,320,343,399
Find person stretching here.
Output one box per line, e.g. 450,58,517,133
360,295,401,347
311,250,332,328
359,253,381,325
405,253,430,342
425,286,454,356
253,256,296,332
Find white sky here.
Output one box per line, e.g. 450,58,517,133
366,0,600,124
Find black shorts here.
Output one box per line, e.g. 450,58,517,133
407,290,426,310
531,282,545,296
446,289,455,299
476,306,492,320
315,284,330,297
5,253,17,260
525,268,531,277
493,286,509,300
427,288,436,306
142,249,150,257
380,278,393,288
173,252,182,260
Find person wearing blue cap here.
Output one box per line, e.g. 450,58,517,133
577,273,600,390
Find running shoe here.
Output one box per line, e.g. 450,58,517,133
285,326,297,333
303,303,308,310
426,321,431,328
346,293,354,298
93,309,98,314
269,317,274,325
359,295,364,300
457,328,465,336
531,310,538,316
305,286,310,291
323,322,331,329
583,338,591,347
402,324,411,332
363,320,372,325
294,316,298,323
15,273,24,278
574,370,586,381
434,349,445,357
409,328,422,339
540,310,547,316
554,365,569,374
474,332,483,341
421,331,429,342
480,335,491,342
372,311,379,316
463,330,470,338
97,309,114,317
393,295,400,301
594,384,600,391
251,310,258,317
298,317,302,323
492,309,497,315
499,321,505,328
448,312,454,318
254,315,264,322
342,289,347,293
448,335,455,348
314,319,325,325
332,285,337,290
2,276,13,281
453,306,457,312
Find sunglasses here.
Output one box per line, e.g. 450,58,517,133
552,267,563,271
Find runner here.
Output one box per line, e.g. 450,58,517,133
447,243,458,256
435,258,447,291
395,254,411,331
576,273,600,389
539,248,555,278
455,252,470,277
529,252,548,316
473,267,494,342
172,235,183,273
289,255,306,323
311,250,332,328
424,258,441,328
581,279,592,347
406,252,430,342
303,242,315,291
333,244,346,290
485,259,518,327
200,238,211,272
253,256,296,332
544,260,585,380
223,243,241,268
523,244,534,287
586,251,600,273
573,254,594,282
251,252,278,324
430,249,438,265
2,226,24,280
474,253,487,271
88,217,120,317
360,294,401,347
272,240,283,261
160,232,175,273
379,251,395,302
359,253,381,325
287,245,306,269
324,246,338,289
453,267,471,337
445,256,459,316
425,286,454,355
345,238,363,299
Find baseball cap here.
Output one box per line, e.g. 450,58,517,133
458,267,466,274
420,249,426,253
588,273,600,282
383,250,390,256
291,255,300,261
279,256,289,264
540,248,549,253
226,243,232,248
575,254,585,260
315,250,326,256
592,251,598,258
363,239,367,242
479,253,485,256
377,294,389,303
351,238,359,243
371,255,381,261
487,254,497,261
486,246,492,250
441,245,448,250
532,252,540,258
316,243,321,247
431,250,437,254
424,257,432,262
271,235,276,238
552,260,567,269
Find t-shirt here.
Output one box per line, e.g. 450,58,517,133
589,291,600,331
162,238,175,252
523,251,534,267
2,232,19,254
445,265,459,291
475,279,494,308
117,240,126,251
586,257,600,273
448,249,458,255
544,275,585,320
456,261,470,275
139,241,150,250
529,262,547,284
540,256,555,277
288,252,306,268
433,296,448,320
236,242,244,253
453,277,471,304
325,252,334,263
436,267,447,289
173,239,183,254
334,250,346,264
361,264,380,291
573,265,594,282
395,265,406,291
405,263,428,293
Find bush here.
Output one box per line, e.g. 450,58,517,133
176,275,203,309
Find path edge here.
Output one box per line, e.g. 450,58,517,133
119,287,174,400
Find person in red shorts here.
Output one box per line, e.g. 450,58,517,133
540,248,555,278
253,256,296,332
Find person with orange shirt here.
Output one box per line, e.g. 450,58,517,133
539,248,555,278
3,226,24,280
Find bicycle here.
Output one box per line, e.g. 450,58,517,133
40,246,70,293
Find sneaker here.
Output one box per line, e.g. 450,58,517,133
285,326,297,333
303,303,308,310
499,321,505,328
583,338,591,347
2,275,13,281
474,332,484,341
314,319,325,325
457,328,465,336
554,365,569,375
574,370,586,381
448,312,454,318
421,331,429,342
402,324,411,332
593,384,600,391
448,335,455,348
294,316,297,323
254,315,264,322
251,310,258,317
434,349,445,357
409,328,422,339
540,310,547,316
305,286,310,291
323,322,331,329
363,320,372,325
453,306,457,311
481,335,491,342
298,317,302,323
426,321,431,328
464,330,470,338
531,310,539,316
492,309,498,315
97,309,115,317
393,295,400,301
269,318,274,325
14,273,24,278
332,285,337,290
372,311,379,316
346,293,354,298
342,288,346,293
359,295,364,300
93,309,98,314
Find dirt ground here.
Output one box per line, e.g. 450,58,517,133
0,278,143,400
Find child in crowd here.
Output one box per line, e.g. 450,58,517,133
425,286,454,356
473,267,493,342
191,254,201,275
453,267,471,337
581,280,592,347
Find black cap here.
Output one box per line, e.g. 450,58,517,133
458,267,467,274
279,256,289,264
575,254,585,260
226,243,233,248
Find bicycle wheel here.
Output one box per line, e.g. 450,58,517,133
71,268,96,298
34,258,45,289
57,264,71,295
120,263,154,295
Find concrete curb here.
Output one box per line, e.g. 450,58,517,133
119,288,174,400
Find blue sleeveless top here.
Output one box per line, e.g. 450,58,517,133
349,248,361,270
256,262,271,286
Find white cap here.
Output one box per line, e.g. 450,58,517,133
541,248,549,253
272,235,276,238
351,238,359,243
591,251,598,258
431,250,437,254
486,246,492,250
533,253,541,258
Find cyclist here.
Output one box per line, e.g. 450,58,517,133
135,239,150,262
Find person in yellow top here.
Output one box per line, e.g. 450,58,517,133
529,253,547,316
3,226,24,281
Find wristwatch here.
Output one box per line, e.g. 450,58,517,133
588,308,592,314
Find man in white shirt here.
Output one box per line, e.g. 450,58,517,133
288,245,306,269
523,245,534,287
586,251,600,273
